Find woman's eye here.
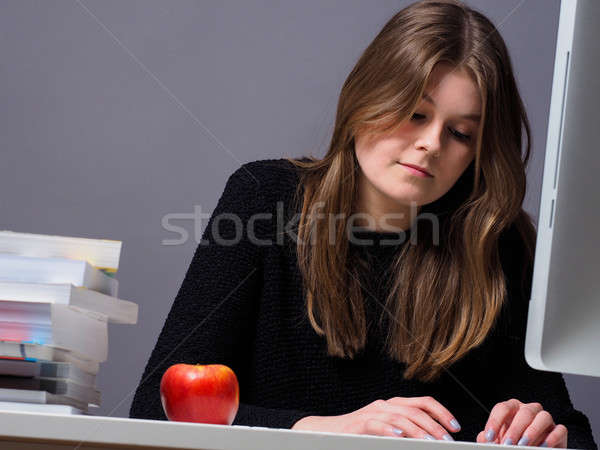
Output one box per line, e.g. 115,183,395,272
410,113,471,142
450,129,471,141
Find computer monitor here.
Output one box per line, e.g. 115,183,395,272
525,0,600,377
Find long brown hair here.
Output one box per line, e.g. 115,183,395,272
286,0,536,382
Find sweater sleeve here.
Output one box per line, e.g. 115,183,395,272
484,227,597,450
128,163,314,429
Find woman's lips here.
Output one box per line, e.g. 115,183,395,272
398,163,433,178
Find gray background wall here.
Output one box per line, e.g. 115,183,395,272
1,0,597,444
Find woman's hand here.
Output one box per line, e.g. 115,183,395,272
476,398,568,448
291,396,462,441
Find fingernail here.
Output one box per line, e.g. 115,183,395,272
503,438,513,445
424,434,436,440
517,436,530,446
486,428,496,442
392,427,404,436
540,442,548,448
450,419,461,431
443,433,455,441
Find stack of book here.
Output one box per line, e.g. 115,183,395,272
0,231,138,415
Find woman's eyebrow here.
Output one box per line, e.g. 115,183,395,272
422,93,481,122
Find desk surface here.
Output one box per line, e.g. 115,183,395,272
0,410,517,450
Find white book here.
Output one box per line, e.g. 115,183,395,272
0,231,121,273
0,341,99,374
0,377,101,407
0,359,96,387
0,302,109,362
0,254,118,297
0,400,85,415
0,281,137,324
0,388,94,411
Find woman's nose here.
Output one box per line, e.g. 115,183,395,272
414,122,443,155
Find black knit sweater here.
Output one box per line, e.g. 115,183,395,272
130,158,596,449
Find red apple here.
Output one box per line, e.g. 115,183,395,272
159,363,239,425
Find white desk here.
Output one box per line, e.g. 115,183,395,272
0,411,518,450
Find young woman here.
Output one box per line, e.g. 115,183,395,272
130,1,596,448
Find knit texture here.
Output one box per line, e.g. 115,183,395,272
130,158,596,449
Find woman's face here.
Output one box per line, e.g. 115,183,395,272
354,63,481,228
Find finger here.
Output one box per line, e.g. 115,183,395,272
496,422,508,444
370,412,445,441
478,423,508,444
482,399,521,442
360,418,407,438
495,402,540,443
501,405,548,446
476,430,486,443
384,409,455,441
387,396,461,434
519,411,555,447
536,424,568,448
